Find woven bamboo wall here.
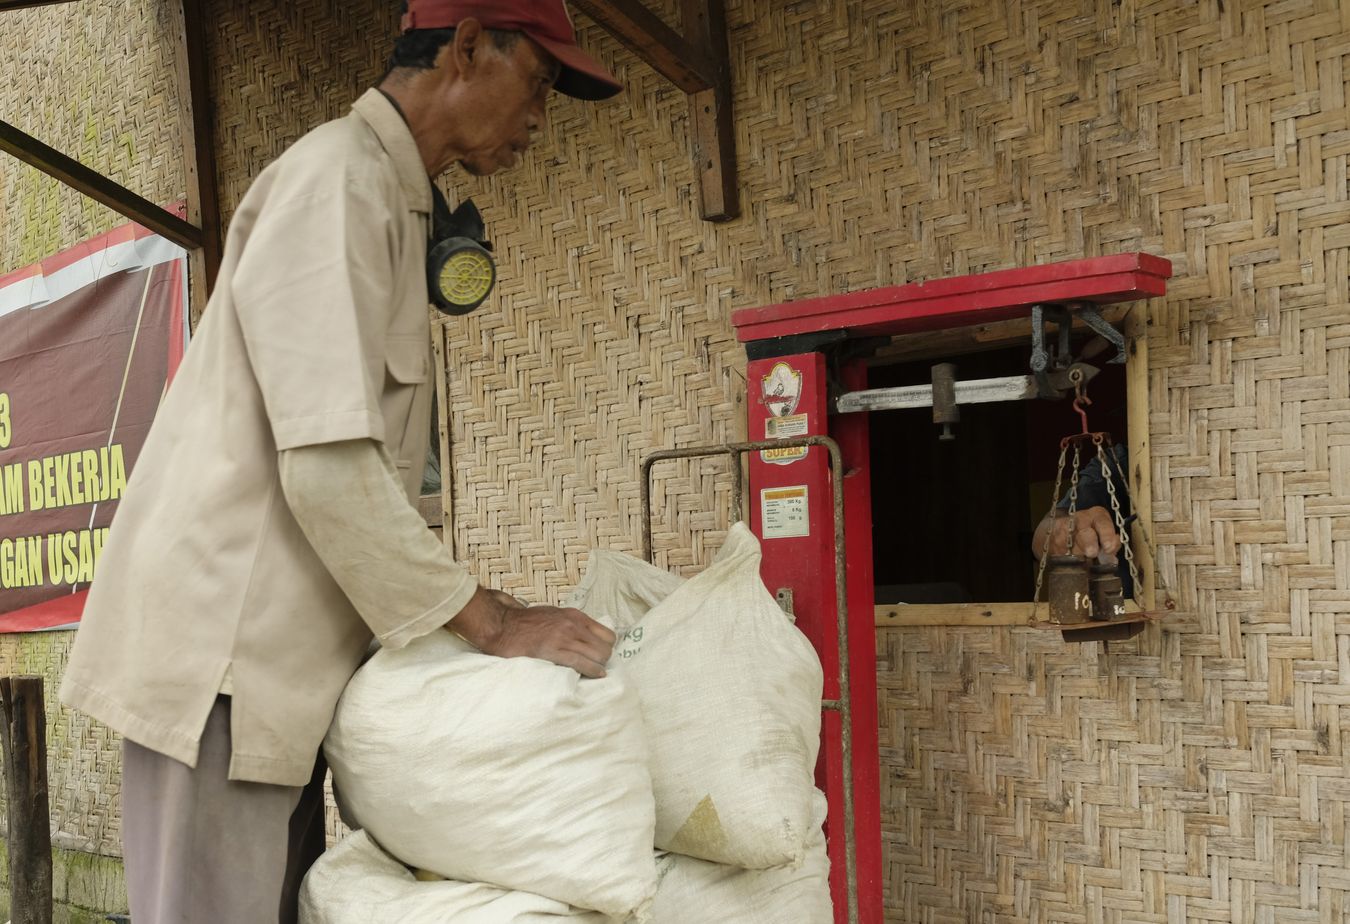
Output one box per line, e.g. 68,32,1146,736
205,0,399,220
0,0,185,273
0,0,185,856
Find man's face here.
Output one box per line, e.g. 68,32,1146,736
451,33,560,176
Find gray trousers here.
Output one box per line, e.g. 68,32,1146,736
121,696,327,924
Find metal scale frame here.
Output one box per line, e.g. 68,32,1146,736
642,253,1173,924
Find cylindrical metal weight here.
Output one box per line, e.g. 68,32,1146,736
1046,555,1093,625
1089,562,1126,622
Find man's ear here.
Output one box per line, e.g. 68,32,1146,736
451,18,484,75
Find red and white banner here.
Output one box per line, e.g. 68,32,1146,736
0,222,188,632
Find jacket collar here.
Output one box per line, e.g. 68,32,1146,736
351,88,432,214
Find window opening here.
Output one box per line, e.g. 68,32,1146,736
868,336,1131,611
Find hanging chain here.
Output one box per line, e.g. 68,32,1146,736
1102,443,1177,611
1031,441,1071,621
1096,437,1140,590
1066,440,1083,532
1031,364,1178,624
1031,368,1089,625
1064,365,1088,600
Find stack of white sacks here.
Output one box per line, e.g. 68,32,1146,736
302,523,832,923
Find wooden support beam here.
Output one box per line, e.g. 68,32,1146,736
0,119,203,250
681,0,737,220
876,603,1038,628
876,599,1143,628
1124,303,1156,613
574,0,738,222
0,676,53,924
868,305,1132,366
168,0,223,312
571,0,713,93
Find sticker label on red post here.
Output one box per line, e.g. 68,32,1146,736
760,485,810,538
760,362,808,465
765,414,809,438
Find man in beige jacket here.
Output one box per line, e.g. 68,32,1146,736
60,3,621,921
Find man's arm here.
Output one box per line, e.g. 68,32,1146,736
279,438,615,676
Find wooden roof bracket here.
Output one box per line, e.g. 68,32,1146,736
573,0,738,221
0,0,222,302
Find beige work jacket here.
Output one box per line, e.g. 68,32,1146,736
60,90,467,786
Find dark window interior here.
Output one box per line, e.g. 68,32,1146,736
868,342,1129,604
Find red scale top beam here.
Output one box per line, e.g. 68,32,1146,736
731,253,1173,342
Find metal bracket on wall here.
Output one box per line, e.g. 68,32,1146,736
1030,302,1127,396
1074,304,1128,363
1030,304,1073,397
572,0,738,221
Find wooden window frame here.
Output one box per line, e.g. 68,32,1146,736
872,303,1155,628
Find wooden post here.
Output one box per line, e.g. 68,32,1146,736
680,0,738,221
168,0,224,317
0,676,53,924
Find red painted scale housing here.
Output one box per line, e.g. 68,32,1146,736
733,253,1172,923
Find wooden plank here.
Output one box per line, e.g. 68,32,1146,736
168,0,223,313
876,599,1142,627
682,0,738,221
876,603,1038,627
0,675,53,924
1124,303,1157,612
572,0,714,93
0,119,203,250
869,305,1130,365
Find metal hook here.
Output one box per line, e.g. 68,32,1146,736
1069,366,1092,434
1073,396,1091,434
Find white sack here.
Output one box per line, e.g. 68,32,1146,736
299,830,618,924
324,630,657,918
648,792,832,924
567,549,685,627
568,523,824,869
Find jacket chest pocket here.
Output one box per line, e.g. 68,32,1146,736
381,335,430,476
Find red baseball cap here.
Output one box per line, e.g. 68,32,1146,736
401,0,622,100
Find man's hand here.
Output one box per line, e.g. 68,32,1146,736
1032,506,1121,561
447,586,617,678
